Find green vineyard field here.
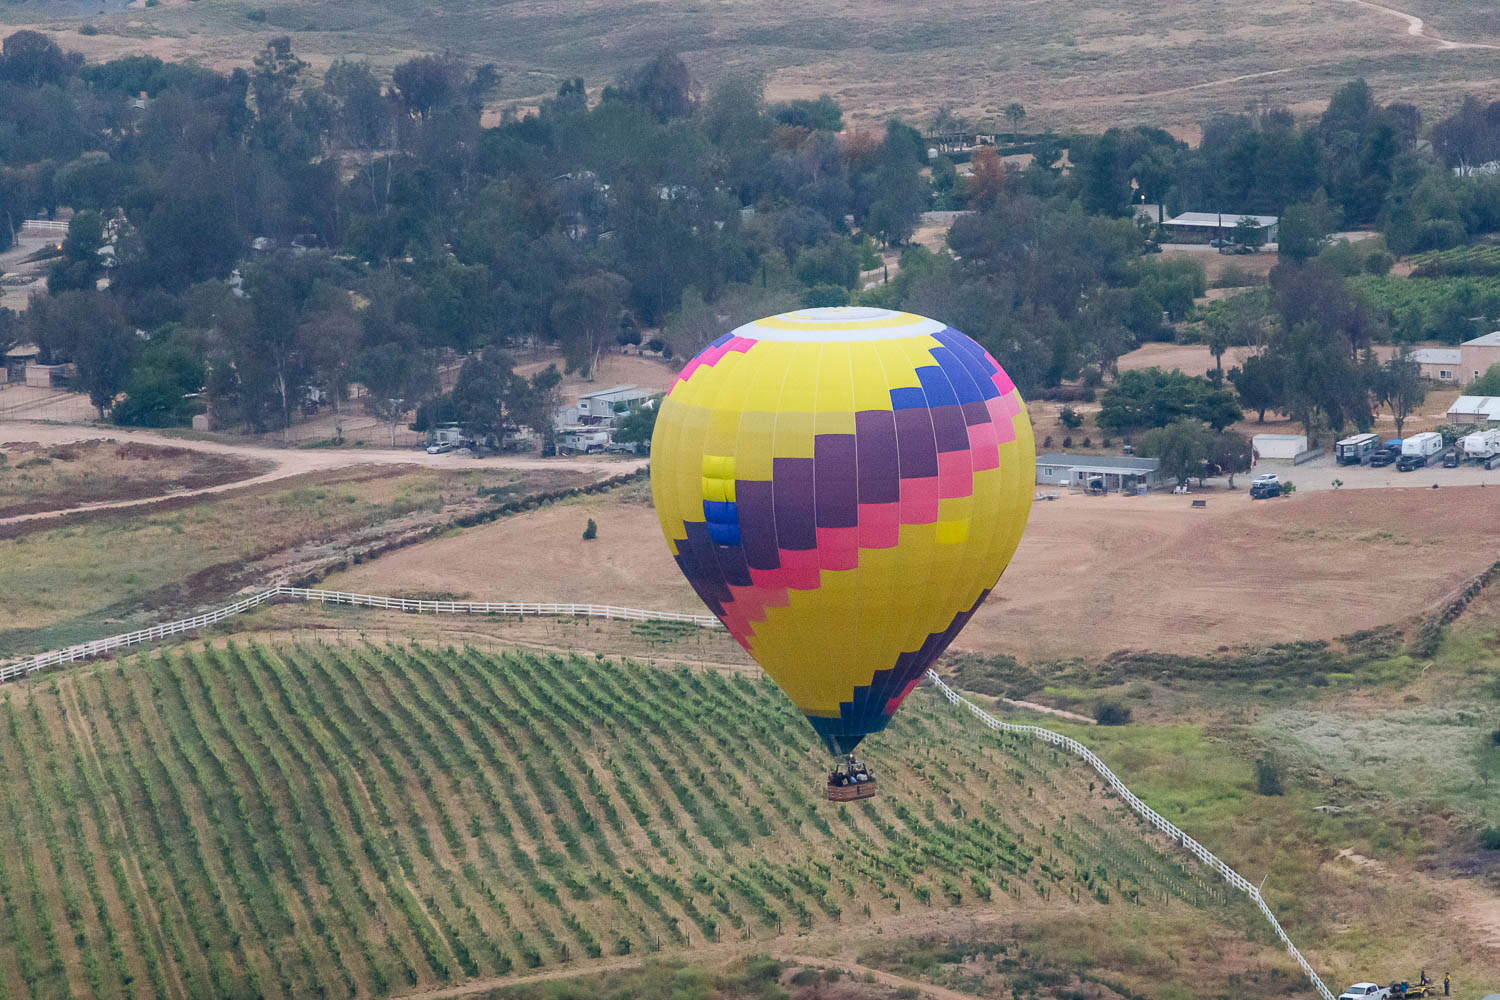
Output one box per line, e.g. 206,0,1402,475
0,642,1228,999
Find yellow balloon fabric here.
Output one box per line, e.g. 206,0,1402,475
650,307,1034,755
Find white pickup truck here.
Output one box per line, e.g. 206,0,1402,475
1340,983,1390,1000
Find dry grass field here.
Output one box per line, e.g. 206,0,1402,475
326,478,1500,663
0,439,272,519
4,0,1499,132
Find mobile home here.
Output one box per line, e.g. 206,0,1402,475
1334,433,1380,465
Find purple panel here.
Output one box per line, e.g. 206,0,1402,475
715,542,752,588
735,479,780,571
961,399,990,427
772,456,817,551
930,404,969,453
814,434,857,529
855,410,900,505
894,408,939,479
672,521,732,614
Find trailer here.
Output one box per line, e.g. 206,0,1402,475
1401,432,1443,466
1462,429,1500,461
1335,433,1380,465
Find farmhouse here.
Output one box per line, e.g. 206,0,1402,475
576,384,652,423
1408,347,1461,382
1160,212,1278,244
1035,453,1161,492
1446,395,1500,424
1460,331,1500,383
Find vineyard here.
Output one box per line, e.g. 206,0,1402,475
0,642,1234,999
1350,272,1500,343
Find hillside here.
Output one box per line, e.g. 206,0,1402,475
3,0,1499,132
0,640,1248,999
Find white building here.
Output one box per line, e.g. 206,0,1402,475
1252,433,1307,461
1161,212,1279,244
1446,395,1500,424
576,384,653,423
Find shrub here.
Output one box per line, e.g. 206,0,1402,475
1254,755,1284,796
1364,250,1394,276
1094,701,1131,725
1479,827,1500,850
1059,406,1083,429
582,518,598,540
646,338,666,353
1491,728,1500,746
246,8,269,20
1280,481,1296,496
1061,436,1072,448
78,23,99,35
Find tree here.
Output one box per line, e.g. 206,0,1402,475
1276,202,1328,264
1229,352,1286,423
1097,367,1238,432
450,350,524,447
612,397,661,445
1281,321,1371,445
1232,214,1263,248
1004,103,1026,133
1210,429,1253,487
865,121,926,246
28,290,134,419
0,30,76,88
356,341,436,445
1376,351,1426,437
47,210,104,294
966,146,1006,210
551,273,628,377
1138,417,1214,486
301,308,362,442
112,326,204,427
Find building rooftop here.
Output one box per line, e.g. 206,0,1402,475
1163,212,1278,228
4,343,39,358
1463,331,1500,348
576,384,645,400
1251,433,1306,441
1036,453,1160,472
1409,347,1461,364
1448,395,1500,413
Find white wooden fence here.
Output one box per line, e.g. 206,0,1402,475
0,586,720,682
924,670,1336,1000
1,585,1334,1000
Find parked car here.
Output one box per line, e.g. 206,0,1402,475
1396,453,1426,472
425,442,454,455
1252,473,1280,487
1443,449,1461,468
1249,481,1281,500
1369,448,1398,467
1209,237,1227,248
1340,984,1390,1000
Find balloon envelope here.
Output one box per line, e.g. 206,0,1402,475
651,307,1034,755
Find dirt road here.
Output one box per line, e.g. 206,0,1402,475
0,421,645,525
1340,0,1500,50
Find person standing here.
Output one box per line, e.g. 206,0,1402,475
1443,972,1450,997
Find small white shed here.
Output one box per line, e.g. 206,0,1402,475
1252,433,1307,461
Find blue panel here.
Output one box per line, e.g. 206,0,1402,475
888,385,929,410
707,332,734,348
708,521,741,546
927,347,986,404
703,500,737,524
915,365,959,408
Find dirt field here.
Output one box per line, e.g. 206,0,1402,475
0,438,271,518
6,0,1499,135
327,480,1500,662
1115,342,1257,379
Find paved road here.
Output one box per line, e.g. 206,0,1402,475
0,420,646,525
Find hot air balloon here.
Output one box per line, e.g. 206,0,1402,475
650,307,1034,798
